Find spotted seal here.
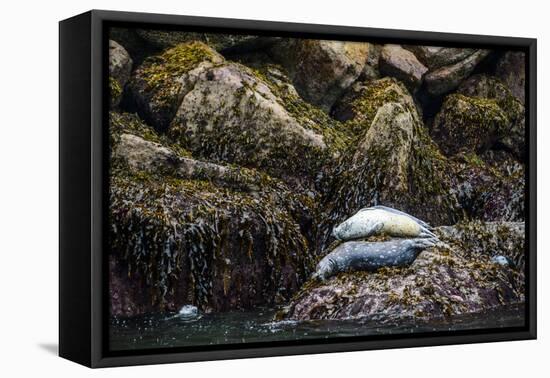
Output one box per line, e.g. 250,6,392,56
312,238,437,281
332,205,436,241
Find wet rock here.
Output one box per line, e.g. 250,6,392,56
450,152,525,222
109,115,317,317
457,74,525,159
379,44,428,91
403,45,477,70
432,94,508,156
286,221,524,322
269,39,371,111
496,51,526,104
109,40,133,108
424,50,490,96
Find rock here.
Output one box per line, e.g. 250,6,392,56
457,74,525,158
109,27,160,65
450,152,525,222
128,42,349,188
109,40,133,108
331,77,418,135
424,50,490,96
432,94,508,156
114,133,180,174
403,45,477,70
495,51,526,104
136,29,279,54
108,114,317,317
285,221,524,322
128,41,225,132
269,39,371,111
436,221,525,271
379,44,428,91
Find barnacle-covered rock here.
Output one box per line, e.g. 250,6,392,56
379,44,428,91
109,40,133,108
109,114,317,317
269,39,372,111
285,221,524,322
423,49,490,96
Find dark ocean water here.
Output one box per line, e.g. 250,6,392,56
109,303,525,351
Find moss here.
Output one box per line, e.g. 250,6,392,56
140,41,216,91
110,111,192,158
133,41,221,131
109,76,122,107
434,94,508,155
333,77,413,138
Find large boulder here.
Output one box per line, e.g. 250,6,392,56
432,94,509,156
495,51,526,104
285,221,524,322
269,39,372,111
423,49,490,96
109,40,133,108
379,44,428,91
109,113,317,317
457,74,525,159
129,42,350,188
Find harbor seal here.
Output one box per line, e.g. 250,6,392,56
312,238,437,281
332,205,436,241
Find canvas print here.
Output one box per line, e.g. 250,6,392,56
107,27,527,352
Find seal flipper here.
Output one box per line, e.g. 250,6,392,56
369,205,433,230
419,227,438,239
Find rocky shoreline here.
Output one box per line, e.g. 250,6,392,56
108,28,525,321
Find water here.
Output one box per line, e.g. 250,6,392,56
109,303,525,351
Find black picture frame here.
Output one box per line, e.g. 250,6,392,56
59,9,537,368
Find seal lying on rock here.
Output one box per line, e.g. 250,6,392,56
313,238,438,281
332,205,436,241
